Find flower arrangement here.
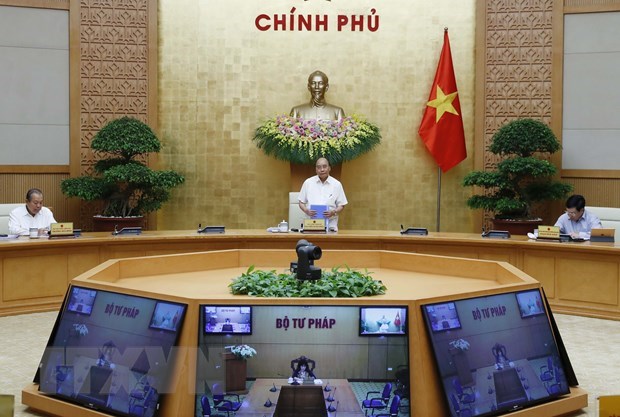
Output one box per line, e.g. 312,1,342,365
73,323,89,336
230,344,257,360
449,338,470,352
253,115,381,165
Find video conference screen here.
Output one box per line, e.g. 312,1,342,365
203,305,252,335
421,289,570,417
37,285,187,417
359,306,407,336
423,301,462,332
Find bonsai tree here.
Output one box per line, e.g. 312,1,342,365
61,117,185,217
463,118,572,219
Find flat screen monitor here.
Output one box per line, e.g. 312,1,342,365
421,289,570,417
67,287,98,316
359,306,407,336
515,289,545,318
149,302,185,332
37,285,187,417
423,301,462,332
203,305,252,335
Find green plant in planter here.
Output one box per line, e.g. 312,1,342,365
61,117,185,217
229,265,386,297
462,118,572,219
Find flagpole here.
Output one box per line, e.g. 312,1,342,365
436,167,442,232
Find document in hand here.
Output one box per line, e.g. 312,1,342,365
310,204,328,219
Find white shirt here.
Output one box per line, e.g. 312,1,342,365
298,175,348,230
554,208,602,238
8,205,56,236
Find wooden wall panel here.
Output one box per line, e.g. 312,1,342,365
74,0,158,230
0,174,70,222
475,0,556,230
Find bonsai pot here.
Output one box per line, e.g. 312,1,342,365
92,215,144,232
492,218,543,236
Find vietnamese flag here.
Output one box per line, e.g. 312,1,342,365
418,29,466,173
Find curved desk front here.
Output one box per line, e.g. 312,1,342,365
21,248,587,417
0,229,618,320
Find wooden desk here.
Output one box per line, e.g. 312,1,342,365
236,379,363,417
2,229,620,320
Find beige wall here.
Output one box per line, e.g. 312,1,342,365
157,0,477,232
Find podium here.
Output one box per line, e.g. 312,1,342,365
222,352,247,392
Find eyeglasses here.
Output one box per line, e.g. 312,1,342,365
565,209,581,217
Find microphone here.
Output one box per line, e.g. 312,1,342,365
269,383,277,392
328,400,339,412
323,381,331,392
326,386,336,402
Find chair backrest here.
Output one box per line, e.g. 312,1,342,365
381,382,392,400
492,343,507,362
452,378,463,395
450,393,461,411
389,395,401,414
0,203,22,235
289,192,306,229
200,395,212,416
587,206,620,231
290,355,316,374
212,382,224,403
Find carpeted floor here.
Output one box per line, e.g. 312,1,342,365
1,311,617,417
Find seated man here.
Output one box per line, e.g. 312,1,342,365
8,188,56,236
291,356,316,380
554,194,602,239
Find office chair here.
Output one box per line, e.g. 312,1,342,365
361,382,392,415
374,394,401,417
545,367,564,395
200,395,228,417
492,343,509,369
450,393,473,417
539,356,554,383
128,385,156,417
290,355,316,378
212,383,242,414
452,378,475,405
394,365,409,400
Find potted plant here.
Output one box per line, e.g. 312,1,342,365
61,117,185,231
463,118,572,234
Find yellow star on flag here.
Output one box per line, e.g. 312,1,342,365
427,85,459,123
